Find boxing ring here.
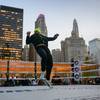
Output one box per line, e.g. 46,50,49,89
0,60,100,100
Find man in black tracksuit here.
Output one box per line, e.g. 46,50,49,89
26,28,59,81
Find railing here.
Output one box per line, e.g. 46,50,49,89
0,60,100,86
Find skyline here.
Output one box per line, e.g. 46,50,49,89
0,0,100,50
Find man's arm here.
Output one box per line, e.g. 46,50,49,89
47,34,59,41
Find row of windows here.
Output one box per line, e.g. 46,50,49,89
1,9,23,15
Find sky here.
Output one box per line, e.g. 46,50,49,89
0,0,100,51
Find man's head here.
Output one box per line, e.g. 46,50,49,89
34,28,41,34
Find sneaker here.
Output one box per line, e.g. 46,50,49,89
40,71,45,80
44,80,52,88
46,80,51,85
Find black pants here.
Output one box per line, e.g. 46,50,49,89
36,46,53,80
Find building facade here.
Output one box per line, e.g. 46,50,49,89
61,19,88,62
52,49,63,62
35,14,48,36
0,5,23,60
89,38,100,65
22,45,29,61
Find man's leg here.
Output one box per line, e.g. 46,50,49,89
37,47,48,79
40,59,46,79
46,67,52,80
46,53,53,81
45,55,53,87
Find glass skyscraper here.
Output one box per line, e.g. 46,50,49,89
0,5,23,60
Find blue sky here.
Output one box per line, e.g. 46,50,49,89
0,0,100,50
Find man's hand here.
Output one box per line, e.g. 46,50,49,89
54,34,59,38
27,31,31,36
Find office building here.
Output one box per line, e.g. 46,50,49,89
52,49,63,62
61,19,88,62
89,38,100,64
0,5,23,60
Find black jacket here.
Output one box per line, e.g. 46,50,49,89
26,33,57,48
